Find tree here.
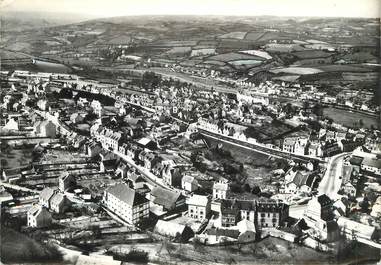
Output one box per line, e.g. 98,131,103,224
0,159,8,168
243,183,251,193
251,186,261,195
358,119,364,127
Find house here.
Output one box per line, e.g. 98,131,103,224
294,138,309,155
308,142,323,157
204,227,240,244
341,182,357,198
220,199,239,227
118,143,129,155
337,217,377,241
256,201,289,229
97,128,123,151
39,187,57,208
283,169,319,194
361,157,381,176
181,175,199,192
304,195,334,225
126,170,146,189
3,117,19,131
213,181,229,200
321,141,341,157
150,187,186,211
27,205,52,228
187,194,211,221
115,161,129,178
282,137,297,153
308,219,340,242
127,144,143,161
239,200,256,223
333,197,351,217
34,120,56,138
154,220,194,242
91,100,102,117
103,183,149,225
136,137,157,151
59,171,76,192
140,152,161,170
70,113,85,124
338,139,360,152
370,196,381,218
87,141,103,158
50,193,70,213
162,165,182,187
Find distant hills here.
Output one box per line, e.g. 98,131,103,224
0,11,97,31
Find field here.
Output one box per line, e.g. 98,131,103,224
202,60,227,66
270,67,323,75
218,31,247,39
166,46,192,55
292,50,333,59
207,52,265,62
229,60,263,66
323,107,380,129
239,50,273,60
190,48,216,57
151,40,198,47
244,31,266,41
315,64,375,72
264,44,306,53
105,35,132,45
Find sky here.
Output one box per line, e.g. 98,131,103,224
1,0,380,18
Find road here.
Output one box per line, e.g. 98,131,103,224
317,152,348,199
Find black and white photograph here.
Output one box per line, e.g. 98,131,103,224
0,0,380,264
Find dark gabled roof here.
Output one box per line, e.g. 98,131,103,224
291,171,316,188
349,156,364,166
151,187,184,209
238,200,256,211
206,228,240,239
256,201,288,213
106,183,148,207
39,187,57,201
317,194,332,207
221,199,240,215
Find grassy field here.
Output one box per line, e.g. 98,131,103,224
270,67,323,75
218,31,247,39
207,52,265,62
323,107,380,129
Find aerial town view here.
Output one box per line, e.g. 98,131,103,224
0,0,380,264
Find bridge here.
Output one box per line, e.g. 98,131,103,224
198,128,325,164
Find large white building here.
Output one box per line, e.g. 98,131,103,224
103,184,149,225
187,194,211,221
27,204,52,228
